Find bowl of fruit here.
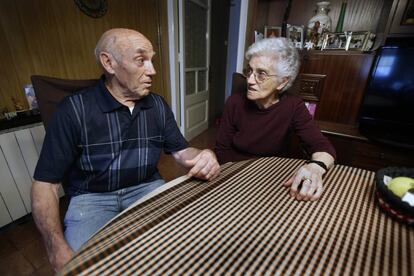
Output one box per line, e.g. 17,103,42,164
375,167,414,225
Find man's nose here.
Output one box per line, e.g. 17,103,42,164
145,61,156,75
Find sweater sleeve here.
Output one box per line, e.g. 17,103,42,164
292,100,336,160
215,95,241,164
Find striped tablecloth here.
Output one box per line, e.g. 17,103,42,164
60,157,413,275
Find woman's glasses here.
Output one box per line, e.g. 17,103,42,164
242,67,280,83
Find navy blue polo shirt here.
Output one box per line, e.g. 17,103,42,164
34,77,188,196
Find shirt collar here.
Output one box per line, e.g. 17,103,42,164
95,75,154,113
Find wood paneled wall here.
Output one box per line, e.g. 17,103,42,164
0,0,170,113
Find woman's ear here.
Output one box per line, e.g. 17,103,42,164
100,52,116,74
276,77,290,91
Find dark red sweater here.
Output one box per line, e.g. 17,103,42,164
215,93,336,164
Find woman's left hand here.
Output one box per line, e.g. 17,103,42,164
283,163,326,201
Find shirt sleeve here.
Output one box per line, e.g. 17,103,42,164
33,99,81,183
160,98,189,154
291,100,337,160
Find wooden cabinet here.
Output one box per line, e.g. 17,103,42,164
316,121,414,171
300,51,375,124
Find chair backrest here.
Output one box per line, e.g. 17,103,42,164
231,72,246,95
31,75,99,128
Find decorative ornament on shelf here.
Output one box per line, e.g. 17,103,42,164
335,1,347,33
306,1,332,49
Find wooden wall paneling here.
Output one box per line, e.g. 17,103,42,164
156,0,172,104
0,1,30,112
0,144,27,220
256,0,270,32
265,0,285,27
0,0,169,113
245,0,258,49
301,51,375,124
0,193,12,228
30,124,46,154
0,132,32,212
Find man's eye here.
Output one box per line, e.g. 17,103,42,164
136,58,144,65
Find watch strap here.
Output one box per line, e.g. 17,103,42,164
305,160,328,173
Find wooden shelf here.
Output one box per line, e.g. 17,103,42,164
315,120,414,171
315,120,368,141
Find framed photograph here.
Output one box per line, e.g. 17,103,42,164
390,0,414,33
24,84,38,110
254,30,264,42
264,26,282,38
402,0,414,25
348,31,370,51
321,32,350,50
287,24,304,48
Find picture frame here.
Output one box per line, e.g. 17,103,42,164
401,0,414,25
348,31,371,51
24,84,38,110
390,0,414,33
321,32,351,50
286,24,304,48
264,26,282,38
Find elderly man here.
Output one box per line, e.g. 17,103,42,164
31,28,220,272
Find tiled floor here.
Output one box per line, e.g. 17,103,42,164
0,126,217,275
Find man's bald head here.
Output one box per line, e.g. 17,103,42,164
94,28,151,64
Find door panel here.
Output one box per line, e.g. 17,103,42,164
183,0,210,140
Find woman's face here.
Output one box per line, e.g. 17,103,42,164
246,55,288,108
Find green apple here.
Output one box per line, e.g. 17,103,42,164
387,177,414,197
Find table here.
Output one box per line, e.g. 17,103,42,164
60,157,413,275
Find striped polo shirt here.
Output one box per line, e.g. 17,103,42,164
34,77,188,197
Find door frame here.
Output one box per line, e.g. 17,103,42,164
168,0,248,135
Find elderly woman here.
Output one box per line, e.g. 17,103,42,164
215,38,336,201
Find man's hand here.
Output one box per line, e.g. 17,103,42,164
173,148,220,180
283,162,326,201
184,149,220,180
47,241,74,272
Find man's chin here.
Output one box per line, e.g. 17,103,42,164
137,89,150,98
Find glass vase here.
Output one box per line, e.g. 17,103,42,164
307,1,332,48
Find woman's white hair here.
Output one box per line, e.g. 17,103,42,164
245,37,300,91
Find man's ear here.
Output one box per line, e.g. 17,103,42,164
277,77,290,91
100,52,116,74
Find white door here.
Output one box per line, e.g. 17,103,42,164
179,0,211,141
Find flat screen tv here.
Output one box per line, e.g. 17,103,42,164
359,37,414,149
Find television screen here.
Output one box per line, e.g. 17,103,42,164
359,38,414,148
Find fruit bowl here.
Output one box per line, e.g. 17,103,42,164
375,167,414,225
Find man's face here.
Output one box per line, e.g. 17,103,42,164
112,34,156,99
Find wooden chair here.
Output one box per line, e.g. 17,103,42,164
31,75,99,128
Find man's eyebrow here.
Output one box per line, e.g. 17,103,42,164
136,48,156,56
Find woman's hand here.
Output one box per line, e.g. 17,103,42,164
283,162,326,201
